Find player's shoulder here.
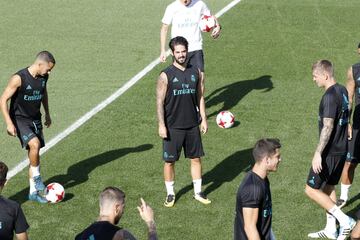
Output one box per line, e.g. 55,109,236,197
0,196,20,212
352,62,360,69
165,1,180,11
240,172,264,192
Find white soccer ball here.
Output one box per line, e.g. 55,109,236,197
199,15,216,32
216,111,235,129
45,182,65,203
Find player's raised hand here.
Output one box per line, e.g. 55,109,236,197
201,119,208,134
348,123,353,140
44,114,52,128
159,51,167,63
312,151,322,174
6,123,17,137
158,125,167,139
137,198,155,224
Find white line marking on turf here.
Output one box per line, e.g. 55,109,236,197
7,0,243,179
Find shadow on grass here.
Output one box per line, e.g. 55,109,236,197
176,148,253,201
9,144,153,204
346,192,360,218
206,75,273,118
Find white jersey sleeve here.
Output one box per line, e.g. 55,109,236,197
162,4,174,25
200,1,211,16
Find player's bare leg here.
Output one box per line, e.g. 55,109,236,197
163,162,175,207
27,137,47,203
306,185,355,239
338,162,357,208
191,158,210,204
351,221,360,240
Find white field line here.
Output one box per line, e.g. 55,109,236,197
7,0,243,179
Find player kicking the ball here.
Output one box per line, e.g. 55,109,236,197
305,60,355,240
160,0,221,75
157,36,210,207
0,51,55,203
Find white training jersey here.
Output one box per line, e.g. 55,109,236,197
162,0,211,52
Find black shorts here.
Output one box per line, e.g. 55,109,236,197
306,154,346,189
162,126,204,162
12,117,45,149
187,50,204,72
346,127,360,164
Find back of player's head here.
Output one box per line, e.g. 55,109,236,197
169,36,189,52
0,162,8,187
312,59,334,77
99,186,125,208
36,51,56,64
252,138,281,162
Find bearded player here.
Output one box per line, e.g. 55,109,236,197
0,51,55,203
157,36,210,207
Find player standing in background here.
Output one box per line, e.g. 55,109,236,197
157,36,210,207
159,0,221,75
0,162,29,240
233,138,281,240
0,51,55,203
305,60,355,240
337,43,360,208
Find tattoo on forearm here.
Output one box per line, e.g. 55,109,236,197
156,74,167,125
316,118,334,154
147,221,158,240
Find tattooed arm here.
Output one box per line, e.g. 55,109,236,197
312,117,334,174
156,72,168,139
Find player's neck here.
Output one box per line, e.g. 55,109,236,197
173,62,186,71
28,65,40,78
98,214,116,225
252,164,267,179
324,79,336,90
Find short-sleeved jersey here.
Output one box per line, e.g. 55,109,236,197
162,0,210,52
234,171,272,240
318,83,349,156
352,63,360,127
0,196,29,240
161,64,201,129
9,68,48,121
75,221,122,240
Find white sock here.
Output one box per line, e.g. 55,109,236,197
165,181,175,195
340,183,351,201
30,165,40,178
329,205,350,226
324,212,337,233
29,178,36,194
193,179,202,195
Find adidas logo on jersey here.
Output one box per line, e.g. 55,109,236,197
173,77,179,83
26,85,32,90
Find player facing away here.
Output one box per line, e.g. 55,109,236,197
337,43,360,208
159,0,221,74
75,187,158,240
233,138,281,240
305,60,355,240
0,162,29,240
157,36,210,207
0,51,55,203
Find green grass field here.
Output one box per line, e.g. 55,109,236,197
1,0,360,239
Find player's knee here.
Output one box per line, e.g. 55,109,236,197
304,185,314,197
27,138,41,150
191,158,201,164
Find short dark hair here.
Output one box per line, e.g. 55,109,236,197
252,138,281,162
169,36,188,52
36,51,56,64
358,42,360,49
99,186,125,206
312,59,334,77
0,162,8,186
